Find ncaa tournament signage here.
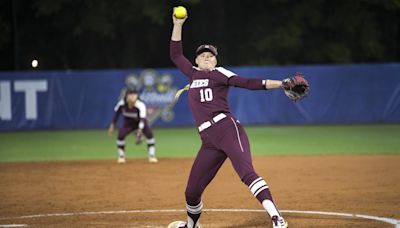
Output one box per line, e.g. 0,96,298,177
119,69,179,125
0,63,399,130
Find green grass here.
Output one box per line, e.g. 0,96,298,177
249,124,400,155
0,124,399,162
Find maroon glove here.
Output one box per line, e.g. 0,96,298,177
282,73,309,101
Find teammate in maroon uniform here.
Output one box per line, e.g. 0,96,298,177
168,12,288,228
108,89,158,164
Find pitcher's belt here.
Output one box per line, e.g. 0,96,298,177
198,113,227,132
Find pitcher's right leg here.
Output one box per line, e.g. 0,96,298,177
184,141,227,228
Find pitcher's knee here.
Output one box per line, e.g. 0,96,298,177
185,186,202,206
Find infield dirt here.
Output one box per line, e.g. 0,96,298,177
0,155,399,227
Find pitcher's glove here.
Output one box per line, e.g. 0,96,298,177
282,73,309,101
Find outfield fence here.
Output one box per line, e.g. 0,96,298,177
1,63,399,130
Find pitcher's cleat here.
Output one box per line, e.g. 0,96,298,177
148,156,158,163
167,221,202,228
271,215,288,228
117,157,126,164
167,221,186,228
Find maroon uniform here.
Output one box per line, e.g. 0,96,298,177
111,99,156,162
171,40,282,227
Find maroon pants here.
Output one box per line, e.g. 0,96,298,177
117,119,153,141
185,116,260,205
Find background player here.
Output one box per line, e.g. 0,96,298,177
108,89,158,164
168,10,290,228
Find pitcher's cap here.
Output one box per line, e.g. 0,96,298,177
196,44,218,56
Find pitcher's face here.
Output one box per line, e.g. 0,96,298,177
196,52,217,70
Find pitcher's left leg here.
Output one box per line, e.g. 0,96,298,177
220,118,287,227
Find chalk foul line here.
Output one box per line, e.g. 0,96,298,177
0,209,399,228
0,225,28,227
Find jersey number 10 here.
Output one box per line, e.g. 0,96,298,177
200,88,213,102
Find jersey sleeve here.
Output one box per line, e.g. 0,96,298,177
135,100,147,119
227,76,266,90
212,67,237,84
214,67,266,90
170,40,194,79
135,100,147,129
111,100,124,124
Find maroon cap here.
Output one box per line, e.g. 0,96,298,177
196,44,218,56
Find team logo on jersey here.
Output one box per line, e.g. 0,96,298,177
190,79,209,88
122,69,178,125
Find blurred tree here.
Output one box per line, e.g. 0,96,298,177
0,3,11,50
29,0,172,69
0,0,398,70
0,0,12,69
220,0,399,65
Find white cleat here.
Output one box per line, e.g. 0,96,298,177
117,157,126,164
148,156,158,163
167,221,202,228
167,221,186,228
271,215,288,228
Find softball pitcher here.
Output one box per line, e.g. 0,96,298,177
167,11,289,228
108,89,158,164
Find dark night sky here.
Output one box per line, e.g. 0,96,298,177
0,0,399,71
